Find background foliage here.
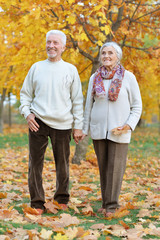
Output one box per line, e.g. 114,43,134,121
0,0,160,125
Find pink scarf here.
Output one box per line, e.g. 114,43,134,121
92,64,125,101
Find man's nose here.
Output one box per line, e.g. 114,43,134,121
50,42,55,47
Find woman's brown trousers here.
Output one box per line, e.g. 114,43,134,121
93,139,128,212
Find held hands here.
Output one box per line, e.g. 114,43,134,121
112,124,131,135
26,113,39,132
73,129,87,144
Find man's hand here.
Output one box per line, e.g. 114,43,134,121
26,113,39,132
73,129,83,144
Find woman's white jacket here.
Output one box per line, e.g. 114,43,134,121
83,70,142,143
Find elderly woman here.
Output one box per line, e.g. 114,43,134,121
82,42,142,217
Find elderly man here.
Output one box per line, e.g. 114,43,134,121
19,30,83,214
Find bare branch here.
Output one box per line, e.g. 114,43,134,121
134,8,160,21
122,1,142,47
131,20,160,29
125,1,160,7
79,62,92,75
123,44,160,53
77,46,95,62
107,0,112,21
50,9,59,20
76,15,97,44
112,3,125,32
58,4,95,62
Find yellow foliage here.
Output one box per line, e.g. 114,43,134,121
66,15,76,24
0,0,159,122
80,32,88,41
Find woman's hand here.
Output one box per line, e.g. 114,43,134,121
81,133,87,140
117,124,131,131
112,124,131,135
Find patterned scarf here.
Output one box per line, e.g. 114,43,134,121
92,64,125,101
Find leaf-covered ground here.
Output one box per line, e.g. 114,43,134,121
0,125,160,240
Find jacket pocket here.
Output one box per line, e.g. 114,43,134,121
90,123,101,139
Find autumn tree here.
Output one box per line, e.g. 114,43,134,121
0,0,159,160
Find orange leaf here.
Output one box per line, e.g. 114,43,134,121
78,186,93,191
0,192,7,199
105,208,130,219
125,202,138,210
23,207,41,215
52,200,62,209
82,205,96,216
76,227,86,238
119,220,130,230
112,128,128,135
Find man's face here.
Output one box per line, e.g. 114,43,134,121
46,34,65,62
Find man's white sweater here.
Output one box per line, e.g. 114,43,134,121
19,59,83,130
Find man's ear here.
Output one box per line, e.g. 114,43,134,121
62,45,66,52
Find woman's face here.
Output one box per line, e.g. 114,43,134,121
100,46,118,70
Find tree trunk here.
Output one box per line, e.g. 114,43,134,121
72,135,89,164
72,59,99,164
0,88,7,133
158,100,160,134
8,92,12,127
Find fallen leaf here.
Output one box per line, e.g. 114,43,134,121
23,207,42,215
68,203,80,213
44,201,58,214
78,186,93,191
82,205,95,216
39,228,53,239
54,233,68,240
90,223,105,230
0,192,7,199
59,213,80,227
137,209,151,217
119,220,130,230
25,213,41,221
65,226,78,239
0,236,10,240
76,227,86,238
112,127,128,135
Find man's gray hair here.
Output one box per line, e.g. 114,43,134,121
46,30,67,46
100,42,122,61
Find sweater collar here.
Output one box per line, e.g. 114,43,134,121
46,58,63,64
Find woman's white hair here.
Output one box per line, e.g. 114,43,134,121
46,30,67,46
100,41,122,62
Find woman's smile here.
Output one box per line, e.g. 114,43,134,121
101,46,118,70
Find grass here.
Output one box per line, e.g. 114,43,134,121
0,128,75,149
0,124,160,239
0,124,159,159
128,125,160,159
0,133,28,148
